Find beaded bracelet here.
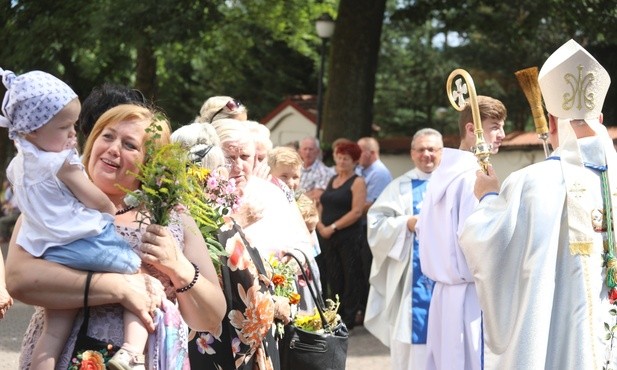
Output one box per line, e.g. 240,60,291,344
176,262,199,293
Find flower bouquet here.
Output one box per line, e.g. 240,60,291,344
120,142,213,227
68,345,116,370
187,166,242,274
268,254,301,338
293,296,342,333
118,125,224,270
268,254,301,306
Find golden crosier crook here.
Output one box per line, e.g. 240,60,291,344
446,68,491,174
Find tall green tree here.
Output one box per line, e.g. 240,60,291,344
376,0,617,136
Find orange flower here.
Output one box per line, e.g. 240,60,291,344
289,292,301,305
229,284,275,350
79,350,105,370
271,274,286,286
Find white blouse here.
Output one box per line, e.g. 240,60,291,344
7,138,113,256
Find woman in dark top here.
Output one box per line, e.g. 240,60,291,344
317,141,367,329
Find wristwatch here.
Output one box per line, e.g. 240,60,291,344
331,223,337,231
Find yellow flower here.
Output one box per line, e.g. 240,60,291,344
289,292,301,305
294,296,341,332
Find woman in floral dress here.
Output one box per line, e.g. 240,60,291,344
172,121,287,370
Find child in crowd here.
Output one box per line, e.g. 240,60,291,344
268,147,323,306
0,68,147,370
268,146,300,203
296,193,319,234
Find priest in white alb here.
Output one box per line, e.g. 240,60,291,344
417,95,507,370
364,128,443,370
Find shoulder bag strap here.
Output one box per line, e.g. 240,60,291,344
77,271,94,338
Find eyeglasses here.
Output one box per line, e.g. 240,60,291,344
224,155,240,170
412,147,442,154
210,99,244,123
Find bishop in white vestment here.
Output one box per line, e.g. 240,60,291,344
460,39,617,369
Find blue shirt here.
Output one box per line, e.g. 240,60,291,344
358,159,392,202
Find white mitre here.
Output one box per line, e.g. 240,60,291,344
538,39,614,253
538,39,610,122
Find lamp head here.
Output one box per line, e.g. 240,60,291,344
315,13,335,39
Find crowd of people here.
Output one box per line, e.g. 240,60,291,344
0,37,615,370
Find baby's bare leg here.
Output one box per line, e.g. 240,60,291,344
121,309,148,354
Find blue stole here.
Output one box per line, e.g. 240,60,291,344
411,179,434,344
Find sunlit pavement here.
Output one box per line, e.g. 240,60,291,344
0,301,33,369
0,299,390,369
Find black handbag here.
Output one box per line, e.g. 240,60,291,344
279,251,348,370
68,271,120,369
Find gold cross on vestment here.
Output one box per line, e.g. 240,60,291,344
569,182,586,198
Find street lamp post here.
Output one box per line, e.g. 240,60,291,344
315,13,335,139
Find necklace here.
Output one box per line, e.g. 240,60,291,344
115,205,136,215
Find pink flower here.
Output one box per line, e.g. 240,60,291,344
196,332,216,355
225,182,236,194
207,176,219,189
231,337,241,355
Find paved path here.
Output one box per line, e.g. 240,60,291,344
0,301,390,369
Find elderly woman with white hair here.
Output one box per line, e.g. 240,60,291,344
212,119,323,308
172,121,287,370
212,119,314,250
170,122,226,170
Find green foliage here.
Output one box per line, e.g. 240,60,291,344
0,0,336,131
375,0,617,137
1,0,616,146
121,141,210,227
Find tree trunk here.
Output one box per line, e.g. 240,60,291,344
321,0,386,146
136,40,157,102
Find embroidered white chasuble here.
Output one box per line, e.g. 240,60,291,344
460,136,617,369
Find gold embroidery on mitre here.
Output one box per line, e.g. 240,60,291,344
570,241,593,255
568,181,586,198
563,65,595,112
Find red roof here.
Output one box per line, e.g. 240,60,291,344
377,128,617,154
260,95,317,125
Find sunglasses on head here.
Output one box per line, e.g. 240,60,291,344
210,99,244,122
189,144,214,164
